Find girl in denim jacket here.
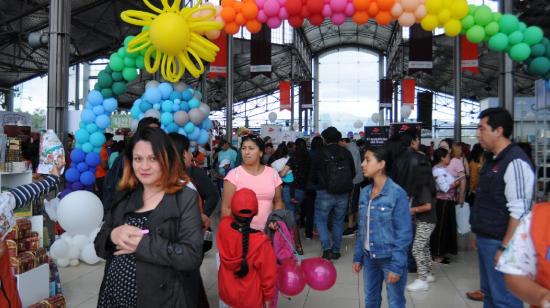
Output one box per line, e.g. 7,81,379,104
353,146,413,308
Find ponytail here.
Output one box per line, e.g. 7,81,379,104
232,216,252,278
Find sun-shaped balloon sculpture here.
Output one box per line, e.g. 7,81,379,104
121,0,223,82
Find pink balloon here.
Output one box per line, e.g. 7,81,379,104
278,259,306,296
264,0,281,16
414,4,426,19
398,12,416,27
267,17,282,28
401,0,419,12
322,4,332,17
329,0,346,12
344,2,355,16
330,13,346,25
256,0,265,8
391,3,403,17
279,7,289,19
257,10,268,22
301,257,337,291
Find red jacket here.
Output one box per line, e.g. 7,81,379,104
0,242,22,308
217,217,277,308
531,202,550,308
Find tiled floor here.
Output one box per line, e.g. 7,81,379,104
59,229,491,308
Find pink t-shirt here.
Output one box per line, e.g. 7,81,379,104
447,157,465,177
225,166,282,231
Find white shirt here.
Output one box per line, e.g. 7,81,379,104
502,159,535,220
364,200,372,251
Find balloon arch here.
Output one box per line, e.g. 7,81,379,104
64,0,550,195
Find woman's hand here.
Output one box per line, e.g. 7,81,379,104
201,213,211,232
386,272,401,284
111,224,144,255
268,222,278,230
51,156,65,177
352,262,362,273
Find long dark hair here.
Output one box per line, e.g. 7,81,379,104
433,148,449,166
310,136,324,151
469,143,484,163
269,142,288,164
168,132,190,168
231,215,253,278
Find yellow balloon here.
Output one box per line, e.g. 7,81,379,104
425,0,443,14
450,0,468,20
420,14,439,31
444,19,461,37
437,9,451,26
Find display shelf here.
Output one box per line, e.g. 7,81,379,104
0,170,32,191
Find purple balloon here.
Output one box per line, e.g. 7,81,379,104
301,257,337,291
59,188,72,199
278,259,306,296
71,181,84,191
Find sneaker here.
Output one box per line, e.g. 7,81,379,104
406,279,429,292
426,275,436,283
322,250,332,260
342,228,356,237
466,290,485,301
331,252,341,260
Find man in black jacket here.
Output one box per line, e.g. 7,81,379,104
309,127,355,260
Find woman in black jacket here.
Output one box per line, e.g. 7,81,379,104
94,128,203,308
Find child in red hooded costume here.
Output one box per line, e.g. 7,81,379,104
217,188,277,308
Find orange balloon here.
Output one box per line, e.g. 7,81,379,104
221,0,235,8
352,11,369,24
233,1,243,12
367,2,379,17
242,2,259,19
221,7,236,22
235,13,246,25
353,0,370,11
375,11,392,25
377,0,395,11
225,22,240,35
246,19,262,33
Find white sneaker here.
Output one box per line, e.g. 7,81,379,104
426,275,436,283
407,279,430,292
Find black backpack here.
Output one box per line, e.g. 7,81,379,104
102,155,124,211
320,147,353,194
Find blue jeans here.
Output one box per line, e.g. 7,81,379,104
314,190,348,253
282,186,305,222
476,235,522,308
363,255,407,308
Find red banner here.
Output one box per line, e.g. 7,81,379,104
208,35,227,78
461,35,479,74
279,81,291,111
401,78,415,106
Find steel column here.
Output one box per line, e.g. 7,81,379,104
499,0,514,115
313,56,319,133
226,35,233,143
454,36,462,142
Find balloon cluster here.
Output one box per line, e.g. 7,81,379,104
352,0,395,26
257,0,288,29
285,0,324,27
278,258,337,296
420,0,468,37
129,81,213,145
524,38,550,79
322,0,355,26
390,0,427,28
460,5,500,44
221,0,262,34
194,3,224,40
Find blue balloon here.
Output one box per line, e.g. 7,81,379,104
139,101,153,113
158,82,173,99
65,168,81,182
93,147,102,153
161,112,173,125
75,129,90,143
133,98,141,107
201,118,213,130
130,105,141,119
103,97,118,113
89,132,106,147
84,102,93,110
85,152,101,167
93,105,105,115
153,103,161,110
80,171,96,186
96,114,111,129
181,89,193,101
166,122,179,133
70,149,86,163
188,127,201,140
82,142,94,153
138,113,144,120
193,91,203,100
144,87,162,104
86,123,99,134
172,103,180,111
184,122,195,133
188,98,200,109
70,162,76,169
169,91,182,101
87,90,103,106
71,181,84,191
79,122,86,129
75,143,82,149
197,129,209,145
77,162,89,172
180,101,190,112
161,100,174,113
81,109,96,124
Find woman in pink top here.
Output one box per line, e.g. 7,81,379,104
222,135,284,231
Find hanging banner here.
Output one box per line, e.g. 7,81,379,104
208,35,227,78
364,126,390,147
300,80,313,109
250,25,272,77
279,81,291,111
461,35,479,74
408,25,433,74
402,78,415,106
389,122,422,140
379,78,393,108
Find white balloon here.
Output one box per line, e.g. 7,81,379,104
69,259,80,267
174,111,189,126
189,108,205,125
353,120,363,129
371,112,380,123
173,82,188,92
56,258,70,267
67,246,80,260
60,233,74,245
57,191,104,236
144,109,161,120
44,197,59,221
198,103,211,117
72,234,90,249
402,105,412,119
130,119,139,131
145,80,160,89
268,112,277,123
50,239,70,258
89,227,101,242
80,243,102,265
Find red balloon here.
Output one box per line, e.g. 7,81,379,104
307,0,324,14
309,14,324,25
300,6,310,18
285,0,302,15
289,16,304,27
278,259,306,296
301,257,337,291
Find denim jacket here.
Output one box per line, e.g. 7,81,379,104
353,177,412,274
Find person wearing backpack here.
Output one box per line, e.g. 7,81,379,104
309,127,355,260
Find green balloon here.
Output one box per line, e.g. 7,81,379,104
117,47,127,58
97,71,113,88
543,38,550,46
111,71,123,82
492,12,502,22
468,4,477,15
94,83,102,91
126,50,139,59
467,25,485,44
109,53,124,72
104,66,112,74
531,44,546,57
499,14,519,35
519,22,527,32
142,26,150,31
101,88,113,98
509,43,531,62
124,57,136,68
140,48,147,56
485,22,499,37
545,45,550,58
523,26,544,46
488,33,509,51
528,57,550,76
461,15,475,31
112,81,127,96
508,31,524,45
122,68,138,82
474,5,493,27
136,56,145,69
123,36,134,47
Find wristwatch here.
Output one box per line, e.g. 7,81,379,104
498,245,507,252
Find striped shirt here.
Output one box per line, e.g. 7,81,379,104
9,175,59,210
503,158,534,220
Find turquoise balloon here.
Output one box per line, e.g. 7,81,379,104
188,98,200,109
160,112,173,125
122,67,138,82
89,132,106,147
523,26,544,46
531,44,546,58
109,53,124,72
509,43,531,62
508,31,524,45
112,81,127,96
184,122,195,133
123,57,136,68
488,33,509,51
528,57,550,76
136,56,145,69
161,100,173,112
82,142,94,154
75,129,90,143
86,123,98,134
100,88,113,98
97,71,113,88
474,5,493,27
498,14,519,35
546,45,550,58
111,71,123,82
117,47,127,58
466,25,485,44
